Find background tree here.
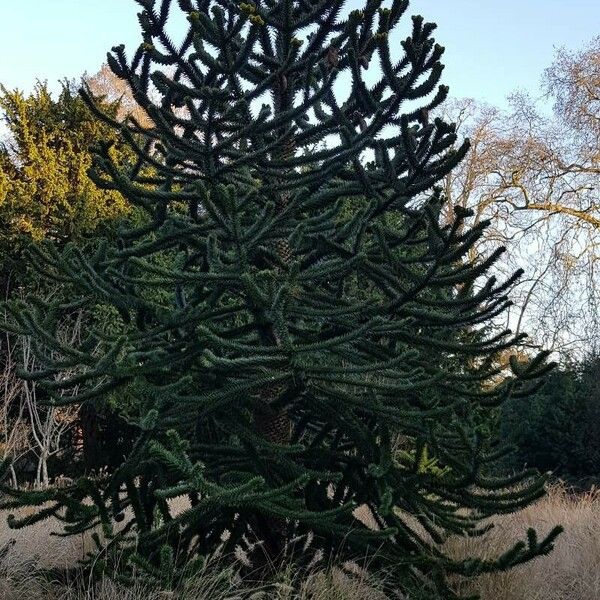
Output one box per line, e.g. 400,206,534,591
19,324,80,489
1,1,562,598
501,353,600,486
0,327,28,488
0,81,129,255
85,63,154,127
439,38,600,358
545,37,600,153
0,81,136,485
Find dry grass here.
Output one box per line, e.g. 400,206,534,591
447,484,600,600
0,485,598,599
0,556,389,600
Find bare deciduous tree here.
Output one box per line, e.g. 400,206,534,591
85,63,154,127
1,288,82,489
545,36,600,151
23,305,85,488
440,39,599,357
0,330,28,487
20,334,79,489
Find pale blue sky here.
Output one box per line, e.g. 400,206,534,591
0,0,598,107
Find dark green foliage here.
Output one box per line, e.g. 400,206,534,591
501,354,600,485
1,1,562,597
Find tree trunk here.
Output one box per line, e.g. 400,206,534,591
79,402,100,471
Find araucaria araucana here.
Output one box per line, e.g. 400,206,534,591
1,1,562,597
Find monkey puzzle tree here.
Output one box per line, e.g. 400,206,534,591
1,0,562,597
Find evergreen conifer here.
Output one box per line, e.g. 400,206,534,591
1,1,562,596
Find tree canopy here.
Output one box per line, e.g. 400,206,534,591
0,2,563,598
0,81,129,254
